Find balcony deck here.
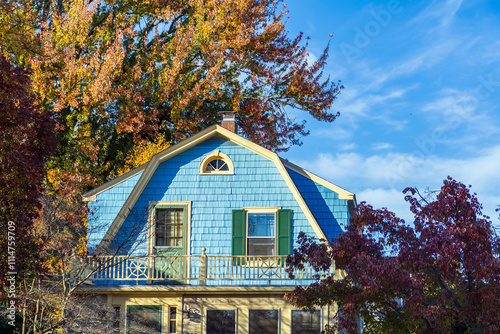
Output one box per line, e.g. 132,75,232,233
79,249,335,286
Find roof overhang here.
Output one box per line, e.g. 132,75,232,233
88,125,356,252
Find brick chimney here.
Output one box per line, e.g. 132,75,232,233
220,111,237,133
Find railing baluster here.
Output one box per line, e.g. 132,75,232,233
86,254,332,284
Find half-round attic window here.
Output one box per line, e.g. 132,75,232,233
199,151,234,174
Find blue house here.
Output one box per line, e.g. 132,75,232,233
82,115,356,334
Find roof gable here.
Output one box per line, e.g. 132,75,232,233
87,125,354,252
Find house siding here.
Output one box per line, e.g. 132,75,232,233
118,135,318,257
85,135,351,286
286,168,351,242
87,172,143,251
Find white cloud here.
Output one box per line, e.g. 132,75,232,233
334,84,415,129
372,142,393,151
481,40,500,65
388,39,460,77
357,188,413,222
306,50,319,66
293,145,500,223
313,125,355,141
420,88,500,142
411,0,463,30
339,143,357,151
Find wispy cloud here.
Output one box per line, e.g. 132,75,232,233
420,88,500,144
410,0,464,30
335,85,415,120
313,125,355,141
388,39,460,77
372,142,393,150
292,145,500,221
339,143,357,151
357,188,413,221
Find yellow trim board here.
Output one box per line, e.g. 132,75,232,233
94,125,344,251
76,284,297,294
82,165,147,201
272,159,327,240
281,159,355,201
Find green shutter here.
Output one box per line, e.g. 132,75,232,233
277,209,291,264
232,209,246,265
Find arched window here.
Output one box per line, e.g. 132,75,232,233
199,151,234,174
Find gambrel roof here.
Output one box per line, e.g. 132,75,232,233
83,125,356,251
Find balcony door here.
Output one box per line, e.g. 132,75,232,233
153,205,187,281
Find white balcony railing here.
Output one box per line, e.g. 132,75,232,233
79,248,334,285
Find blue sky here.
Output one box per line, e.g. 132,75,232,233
281,0,500,224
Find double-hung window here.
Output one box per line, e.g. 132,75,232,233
232,208,291,262
206,309,236,334
127,305,161,334
249,309,279,334
291,310,321,334
247,212,275,256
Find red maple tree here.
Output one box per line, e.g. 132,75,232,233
286,177,500,334
0,54,56,287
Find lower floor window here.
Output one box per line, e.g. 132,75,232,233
291,310,321,334
127,305,161,334
249,309,279,334
169,307,177,333
113,306,120,330
206,309,236,334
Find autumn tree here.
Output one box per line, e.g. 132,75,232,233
1,1,344,330
13,174,150,333
2,0,343,186
286,177,500,334
0,54,56,288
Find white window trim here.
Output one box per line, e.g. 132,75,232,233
199,150,234,174
244,207,281,257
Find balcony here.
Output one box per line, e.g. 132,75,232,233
77,248,335,286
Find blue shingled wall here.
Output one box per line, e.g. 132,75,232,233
117,135,319,257
286,168,351,242
88,135,352,285
87,172,143,252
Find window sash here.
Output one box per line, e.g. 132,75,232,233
127,305,161,334
169,307,176,333
247,213,275,237
247,212,276,256
248,309,279,334
206,310,236,334
155,208,184,247
291,310,321,334
247,237,275,256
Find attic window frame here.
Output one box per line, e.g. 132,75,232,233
199,151,234,175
